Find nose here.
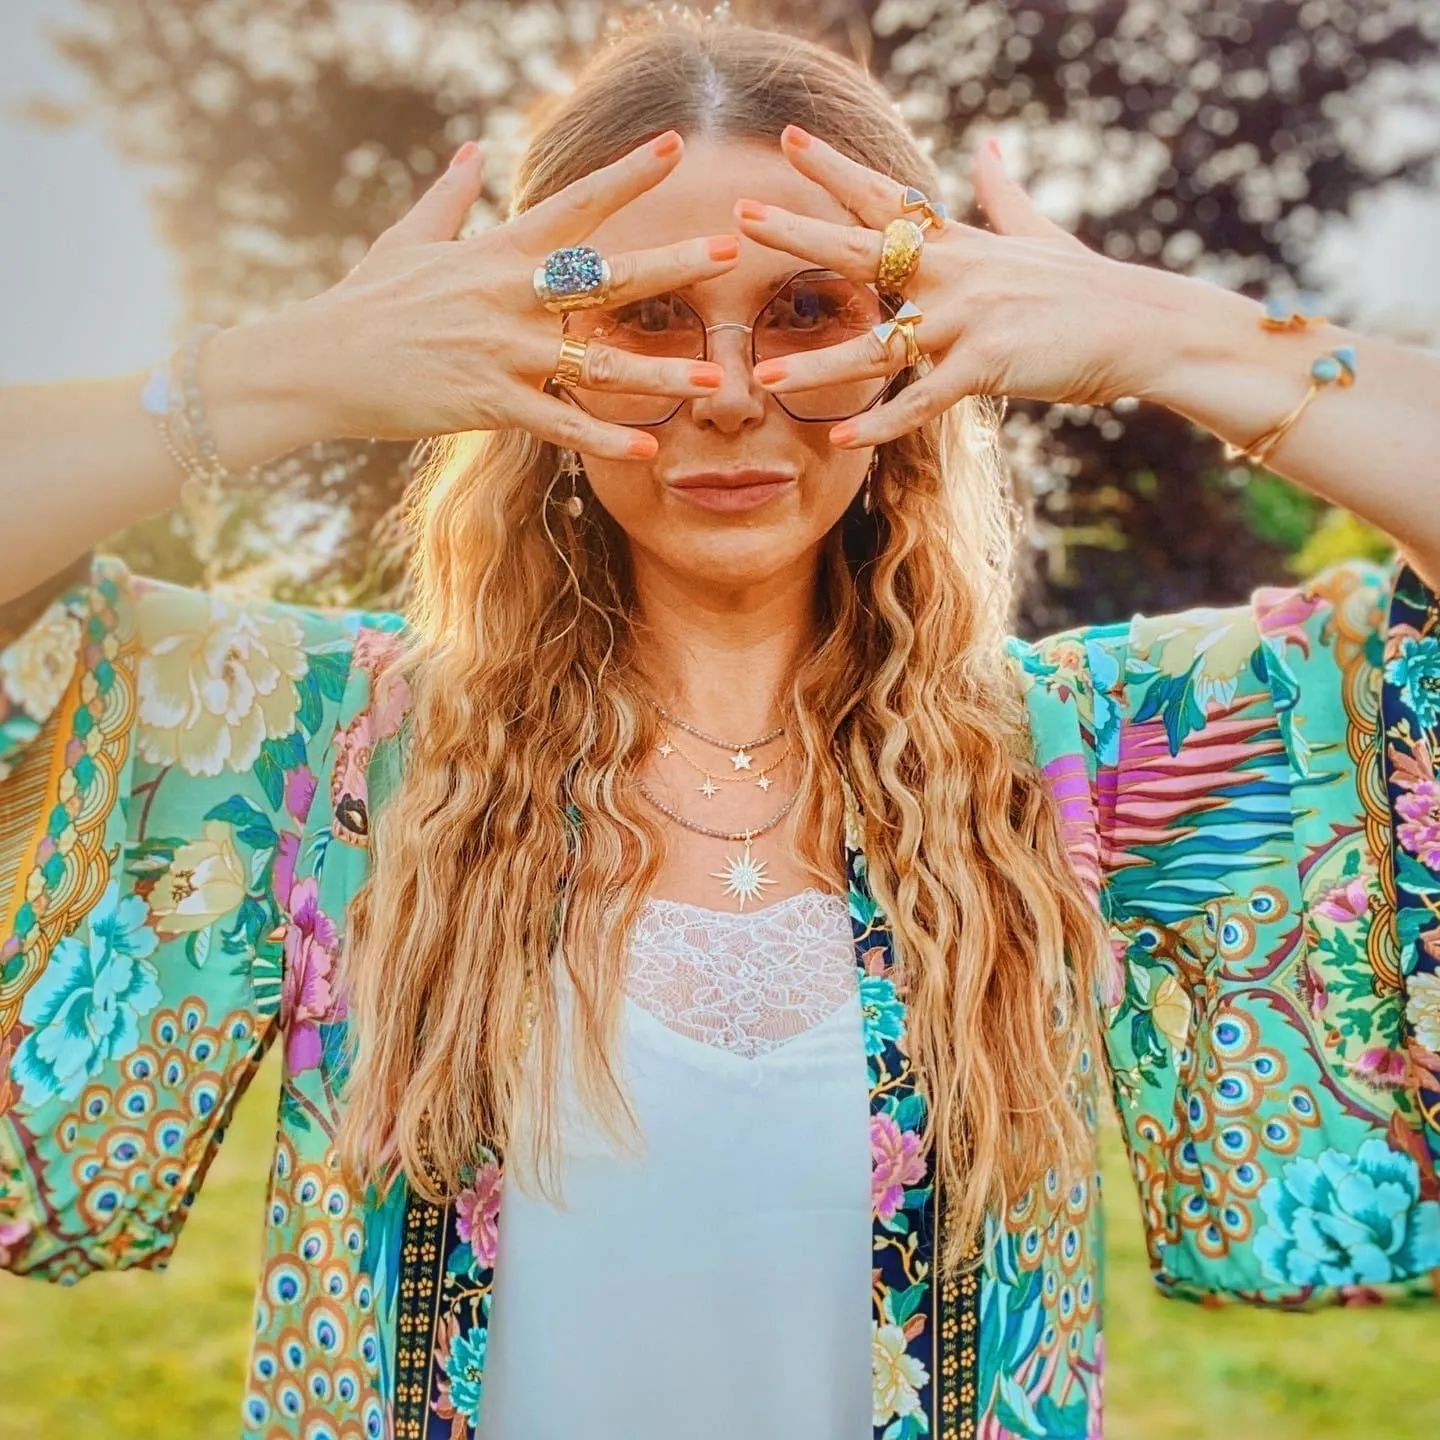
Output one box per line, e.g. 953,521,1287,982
690,324,767,430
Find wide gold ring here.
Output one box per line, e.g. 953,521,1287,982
877,218,926,294
553,336,589,388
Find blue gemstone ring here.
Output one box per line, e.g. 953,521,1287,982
533,245,614,313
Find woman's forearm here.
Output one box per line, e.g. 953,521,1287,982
1141,275,1440,587
0,312,334,606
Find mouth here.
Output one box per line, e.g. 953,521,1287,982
664,469,797,513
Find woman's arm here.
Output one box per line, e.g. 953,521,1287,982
1137,276,1440,590
0,132,741,611
0,312,329,607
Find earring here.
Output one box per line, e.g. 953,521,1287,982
861,453,879,513
560,448,584,519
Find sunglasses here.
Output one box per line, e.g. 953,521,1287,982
556,268,907,426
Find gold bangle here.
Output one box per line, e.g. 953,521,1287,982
1222,345,1356,468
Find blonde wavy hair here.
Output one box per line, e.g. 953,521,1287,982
338,10,1110,1274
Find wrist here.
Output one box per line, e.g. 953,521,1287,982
199,309,341,471
1133,271,1346,447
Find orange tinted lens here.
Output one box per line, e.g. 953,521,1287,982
757,274,888,421
563,296,703,424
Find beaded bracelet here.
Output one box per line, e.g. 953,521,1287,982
140,324,256,556
1222,293,1357,469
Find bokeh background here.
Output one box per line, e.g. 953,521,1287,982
1,1,1437,1436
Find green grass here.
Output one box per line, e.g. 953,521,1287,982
2,1057,1435,1438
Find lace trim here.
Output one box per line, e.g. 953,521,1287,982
625,889,856,1059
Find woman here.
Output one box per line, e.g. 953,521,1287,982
1,13,1438,1439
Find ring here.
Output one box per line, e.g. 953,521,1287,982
899,185,948,234
553,335,589,387
871,299,927,373
877,218,926,295
533,245,614,313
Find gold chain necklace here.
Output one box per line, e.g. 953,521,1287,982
657,729,794,798
635,778,799,910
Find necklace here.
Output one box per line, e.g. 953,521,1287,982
643,695,786,772
658,729,794,798
636,778,799,910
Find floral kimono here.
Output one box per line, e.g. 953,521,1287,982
1,552,1438,1440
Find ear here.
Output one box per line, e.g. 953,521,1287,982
971,138,1072,242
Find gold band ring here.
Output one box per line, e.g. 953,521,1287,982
877,218,926,294
553,336,589,388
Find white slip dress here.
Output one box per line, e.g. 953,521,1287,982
475,888,874,1439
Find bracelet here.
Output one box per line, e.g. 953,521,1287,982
140,325,256,555
1222,292,1357,469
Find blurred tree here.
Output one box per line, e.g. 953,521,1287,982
27,0,1437,625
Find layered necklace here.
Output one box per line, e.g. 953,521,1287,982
636,696,797,910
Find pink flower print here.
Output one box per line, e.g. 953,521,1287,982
455,1161,503,1268
281,877,342,1073
0,1218,33,1267
285,764,317,823
871,1112,926,1223
1396,778,1440,867
1354,1047,1408,1090
1314,877,1370,924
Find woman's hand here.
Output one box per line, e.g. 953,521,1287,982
269,133,739,461
732,125,1201,448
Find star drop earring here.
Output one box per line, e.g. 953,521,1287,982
560,448,584,519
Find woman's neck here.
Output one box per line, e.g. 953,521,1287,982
629,555,819,736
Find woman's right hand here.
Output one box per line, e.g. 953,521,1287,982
273,131,738,461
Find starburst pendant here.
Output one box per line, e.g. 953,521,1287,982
731,748,753,770
711,836,774,910
657,740,675,757
755,772,773,792
699,776,718,798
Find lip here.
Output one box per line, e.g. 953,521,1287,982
665,469,797,513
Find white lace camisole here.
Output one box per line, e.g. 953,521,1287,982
475,889,873,1439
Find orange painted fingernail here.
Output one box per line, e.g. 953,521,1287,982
754,359,788,385
830,422,858,446
782,125,812,149
651,130,682,158
707,235,741,262
628,434,659,458
691,363,724,388
448,140,478,169
736,199,768,222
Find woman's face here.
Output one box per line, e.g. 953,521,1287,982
573,137,876,599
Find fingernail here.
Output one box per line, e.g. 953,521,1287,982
830,422,858,446
707,235,741,262
448,140,478,169
690,363,724,389
987,137,1004,161
754,359,788,386
782,125,813,149
628,434,658,459
736,199,768,222
651,130,682,158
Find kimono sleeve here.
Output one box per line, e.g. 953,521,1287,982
0,555,386,1282
1087,552,1440,1306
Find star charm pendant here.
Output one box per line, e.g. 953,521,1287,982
755,772,773,792
699,776,718,799
711,836,774,910
657,739,675,758
731,749,753,770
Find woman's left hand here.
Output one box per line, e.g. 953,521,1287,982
733,124,1196,448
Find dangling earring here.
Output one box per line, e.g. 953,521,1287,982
861,452,879,513
560,448,584,519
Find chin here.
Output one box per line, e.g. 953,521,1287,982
648,525,822,590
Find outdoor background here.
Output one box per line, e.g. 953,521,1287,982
1,0,1437,1436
